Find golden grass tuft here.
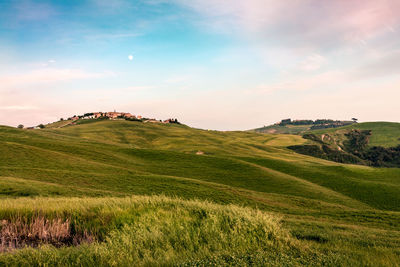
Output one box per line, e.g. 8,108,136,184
0,217,93,252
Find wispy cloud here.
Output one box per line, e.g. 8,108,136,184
352,50,400,78
0,105,38,111
0,68,112,88
85,32,141,40
246,71,346,95
174,0,400,49
91,0,132,11
298,54,326,72
1,0,399,129
164,74,194,84
121,86,154,92
14,0,56,21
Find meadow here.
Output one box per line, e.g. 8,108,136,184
311,121,400,147
0,120,399,266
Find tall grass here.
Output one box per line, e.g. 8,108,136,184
1,196,398,266
0,217,94,252
0,196,314,266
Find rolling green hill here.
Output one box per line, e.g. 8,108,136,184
1,120,400,266
310,122,400,148
252,124,313,134
288,122,400,168
252,119,356,135
44,119,75,129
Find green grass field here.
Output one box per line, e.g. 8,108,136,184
310,122,400,148
1,120,400,266
252,124,313,134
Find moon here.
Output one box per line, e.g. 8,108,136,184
128,55,133,61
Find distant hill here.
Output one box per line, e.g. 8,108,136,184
309,121,400,148
253,124,313,134
252,118,356,134
289,122,400,167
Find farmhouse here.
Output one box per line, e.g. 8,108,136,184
103,112,136,119
105,112,121,119
123,113,135,119
93,112,103,118
144,119,160,123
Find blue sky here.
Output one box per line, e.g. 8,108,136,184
1,0,400,129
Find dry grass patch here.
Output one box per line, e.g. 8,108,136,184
0,217,93,252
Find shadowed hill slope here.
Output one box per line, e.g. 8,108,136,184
310,122,400,148
252,124,313,134
288,122,400,167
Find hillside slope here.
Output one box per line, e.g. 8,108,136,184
252,119,356,135
2,121,400,209
310,122,400,148
1,121,400,265
252,124,313,134
288,122,400,167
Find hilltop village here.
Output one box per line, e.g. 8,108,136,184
67,111,180,124
23,111,180,129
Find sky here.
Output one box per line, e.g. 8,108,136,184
0,0,399,130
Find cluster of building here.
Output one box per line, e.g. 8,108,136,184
67,111,179,124
69,111,141,121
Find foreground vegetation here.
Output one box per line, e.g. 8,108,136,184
1,196,398,266
0,120,400,265
0,196,321,266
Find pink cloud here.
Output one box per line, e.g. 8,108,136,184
175,0,400,48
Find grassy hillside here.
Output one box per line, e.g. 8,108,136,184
252,120,357,135
288,122,400,167
310,122,400,148
0,196,343,266
252,124,313,134
1,120,400,265
44,119,74,129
